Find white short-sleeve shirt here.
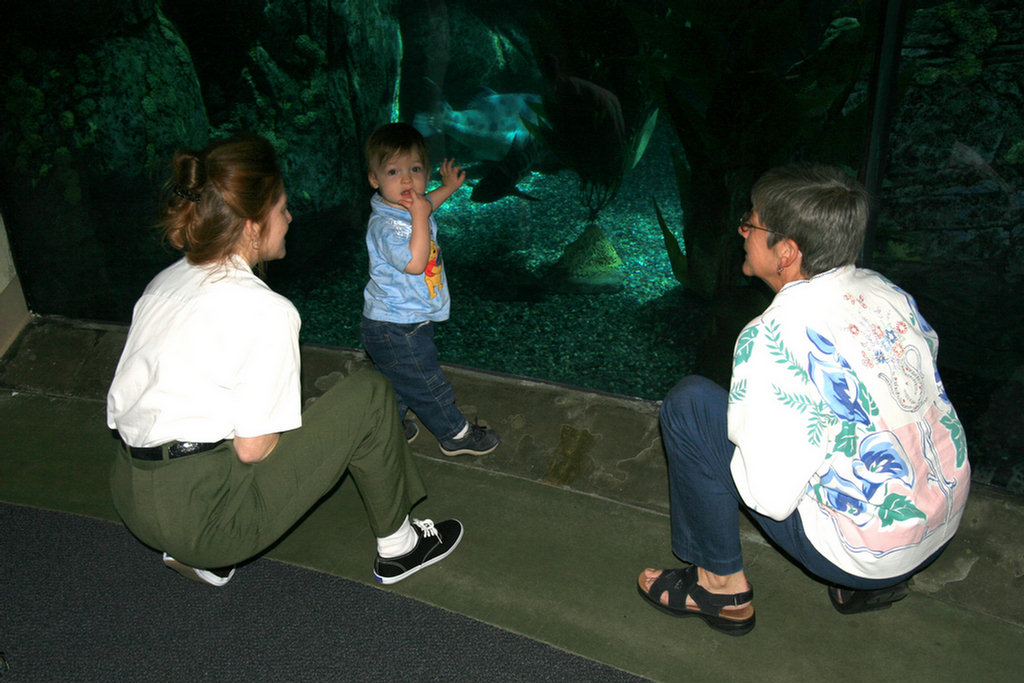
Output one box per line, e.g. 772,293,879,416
107,256,302,447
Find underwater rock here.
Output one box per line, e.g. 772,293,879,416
244,1,401,214
398,2,539,116
0,1,208,321
553,222,625,294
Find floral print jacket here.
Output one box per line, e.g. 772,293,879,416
728,266,970,579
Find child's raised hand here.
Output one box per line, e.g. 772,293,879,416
438,158,466,192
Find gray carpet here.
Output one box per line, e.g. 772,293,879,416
0,503,648,682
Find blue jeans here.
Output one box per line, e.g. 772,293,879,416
360,317,467,442
660,375,942,590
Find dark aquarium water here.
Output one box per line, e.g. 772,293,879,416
1,1,1022,496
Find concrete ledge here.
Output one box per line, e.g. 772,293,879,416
301,343,668,512
3,315,1022,628
917,484,1024,625
301,337,1024,628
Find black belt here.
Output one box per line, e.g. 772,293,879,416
128,440,226,461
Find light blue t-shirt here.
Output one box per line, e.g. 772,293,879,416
362,193,451,323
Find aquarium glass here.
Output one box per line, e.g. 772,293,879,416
0,0,1021,495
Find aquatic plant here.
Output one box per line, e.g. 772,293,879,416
526,74,657,222
630,0,877,300
523,1,660,222
522,86,656,291
515,2,661,293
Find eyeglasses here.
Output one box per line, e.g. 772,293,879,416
737,212,779,237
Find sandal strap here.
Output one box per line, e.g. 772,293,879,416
689,581,754,612
649,566,753,614
648,567,691,609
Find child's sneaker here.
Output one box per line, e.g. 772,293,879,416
439,423,500,456
403,419,419,443
373,518,463,584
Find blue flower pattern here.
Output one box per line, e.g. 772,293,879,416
730,271,966,562
804,328,921,525
806,328,871,426
817,432,916,524
818,469,868,516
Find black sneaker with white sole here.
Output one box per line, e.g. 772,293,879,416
439,423,500,456
373,518,463,584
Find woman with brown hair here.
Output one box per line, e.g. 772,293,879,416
107,133,461,586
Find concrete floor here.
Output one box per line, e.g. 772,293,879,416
1,316,1022,682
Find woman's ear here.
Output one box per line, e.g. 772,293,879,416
244,219,260,241
779,238,803,271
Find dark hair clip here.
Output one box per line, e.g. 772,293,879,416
173,185,202,204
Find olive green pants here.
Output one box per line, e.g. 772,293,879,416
109,368,427,568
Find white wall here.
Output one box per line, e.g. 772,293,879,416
0,212,30,355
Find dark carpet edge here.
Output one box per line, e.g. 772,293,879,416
0,502,649,683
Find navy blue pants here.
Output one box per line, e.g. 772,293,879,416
660,375,941,590
360,317,467,442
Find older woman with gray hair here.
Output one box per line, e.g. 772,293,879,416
637,163,970,636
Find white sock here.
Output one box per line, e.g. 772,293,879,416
453,423,469,440
377,516,417,558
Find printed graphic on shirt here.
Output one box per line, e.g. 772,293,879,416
425,240,443,299
841,292,928,411
732,318,967,558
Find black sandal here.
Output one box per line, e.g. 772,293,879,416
637,566,755,636
828,581,909,615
